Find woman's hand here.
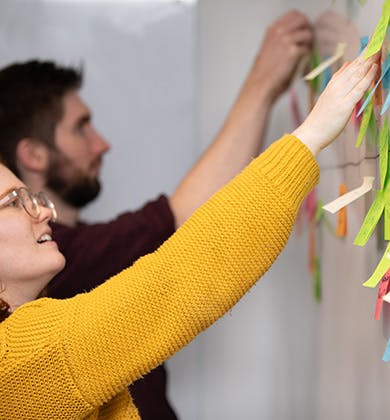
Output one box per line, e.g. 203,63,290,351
293,49,379,156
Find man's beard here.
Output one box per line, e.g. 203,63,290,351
46,148,102,209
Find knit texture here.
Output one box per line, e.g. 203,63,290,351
0,134,318,419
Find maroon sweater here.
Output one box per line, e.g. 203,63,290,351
47,195,178,420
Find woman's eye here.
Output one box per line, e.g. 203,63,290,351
7,199,19,208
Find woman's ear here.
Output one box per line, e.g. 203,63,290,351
16,139,49,173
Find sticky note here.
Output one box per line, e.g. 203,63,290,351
385,203,390,240
323,177,374,213
305,189,317,222
359,36,369,53
381,90,390,115
337,183,348,237
354,190,385,246
308,47,321,95
313,256,321,302
383,337,390,362
356,100,373,147
380,117,389,188
383,54,390,89
320,64,332,92
357,54,390,117
290,89,303,127
365,0,390,59
304,43,346,81
363,242,390,288
374,268,390,320
314,199,324,223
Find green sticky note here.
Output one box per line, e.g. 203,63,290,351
356,100,373,147
314,199,324,223
385,204,390,240
365,0,390,58
313,257,321,302
380,117,389,189
363,242,390,288
354,190,385,246
310,47,322,94
368,107,378,145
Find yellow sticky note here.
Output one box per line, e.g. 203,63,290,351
354,190,385,246
356,100,373,147
304,43,346,81
363,242,390,288
365,0,390,58
323,176,374,213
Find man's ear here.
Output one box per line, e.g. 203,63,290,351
16,139,49,173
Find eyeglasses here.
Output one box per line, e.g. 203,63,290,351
0,187,57,222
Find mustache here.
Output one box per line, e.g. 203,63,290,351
89,156,103,172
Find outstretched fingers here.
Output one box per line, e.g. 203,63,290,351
346,62,379,104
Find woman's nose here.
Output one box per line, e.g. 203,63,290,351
38,205,55,223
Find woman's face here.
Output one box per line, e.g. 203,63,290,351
0,164,65,290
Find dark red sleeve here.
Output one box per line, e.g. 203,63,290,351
47,195,175,299
47,195,177,420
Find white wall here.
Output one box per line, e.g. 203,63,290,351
192,1,390,420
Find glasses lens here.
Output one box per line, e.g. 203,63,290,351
37,192,57,221
19,188,39,218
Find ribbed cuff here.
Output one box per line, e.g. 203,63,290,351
252,134,319,209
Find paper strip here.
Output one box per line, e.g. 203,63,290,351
363,242,390,288
305,189,317,222
382,337,390,362
384,54,390,89
374,268,390,320
323,177,374,213
313,257,321,302
304,43,346,81
385,204,390,241
380,117,389,188
356,100,373,147
290,88,303,127
365,0,390,59
381,90,390,115
358,55,390,116
354,190,385,246
359,36,369,54
337,183,348,237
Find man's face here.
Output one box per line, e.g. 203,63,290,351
46,90,110,208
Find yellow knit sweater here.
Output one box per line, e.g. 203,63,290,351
0,135,319,419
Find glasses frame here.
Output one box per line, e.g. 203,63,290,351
0,187,57,222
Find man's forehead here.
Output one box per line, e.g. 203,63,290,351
61,91,91,120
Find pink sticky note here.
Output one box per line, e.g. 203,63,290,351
352,98,363,129
305,189,317,223
290,89,303,127
375,268,390,320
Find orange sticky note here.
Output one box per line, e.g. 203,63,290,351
337,183,348,237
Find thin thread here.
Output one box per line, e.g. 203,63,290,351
321,154,379,171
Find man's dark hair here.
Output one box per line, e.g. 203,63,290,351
0,60,82,176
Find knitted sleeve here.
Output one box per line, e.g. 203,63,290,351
1,134,319,411
60,134,319,406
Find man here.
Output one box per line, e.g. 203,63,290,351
0,10,312,419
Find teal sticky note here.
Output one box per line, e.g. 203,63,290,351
383,337,390,362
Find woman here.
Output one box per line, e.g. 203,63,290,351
0,50,378,418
